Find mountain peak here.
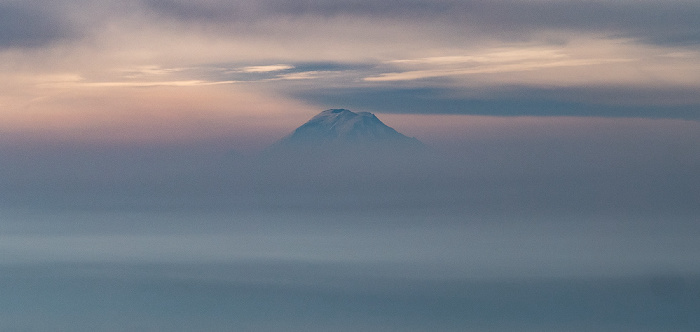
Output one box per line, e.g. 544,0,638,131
328,108,350,113
273,109,422,148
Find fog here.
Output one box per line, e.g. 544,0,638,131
2,129,699,274
1,123,699,330
3,0,700,328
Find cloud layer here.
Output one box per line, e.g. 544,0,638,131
2,4,699,329
2,0,699,138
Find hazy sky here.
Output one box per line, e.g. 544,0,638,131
2,0,699,234
2,3,700,330
2,0,699,150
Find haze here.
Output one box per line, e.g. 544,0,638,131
1,1,699,331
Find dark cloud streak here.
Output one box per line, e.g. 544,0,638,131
139,0,700,47
3,0,699,51
295,87,700,119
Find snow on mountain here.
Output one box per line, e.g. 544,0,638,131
273,109,422,148
259,109,429,179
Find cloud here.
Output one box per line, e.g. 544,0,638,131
0,2,74,48
365,57,633,82
77,80,237,87
7,1,700,58
295,87,700,119
361,39,700,87
2,0,700,123
240,64,294,73
2,113,699,220
138,0,700,47
119,65,187,78
39,80,238,88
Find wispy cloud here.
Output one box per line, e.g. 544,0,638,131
366,57,634,82
119,65,187,78
364,46,638,82
2,0,700,124
81,80,237,87
388,49,568,65
240,64,294,73
39,80,237,88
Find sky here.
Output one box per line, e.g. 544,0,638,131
1,0,700,150
1,1,700,330
3,0,700,272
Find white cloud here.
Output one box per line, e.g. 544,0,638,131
36,80,238,88
388,48,568,65
366,58,634,82
80,80,237,87
241,64,294,73
119,65,187,78
360,38,700,89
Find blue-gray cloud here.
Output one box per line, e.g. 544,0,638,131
140,0,700,47
0,3,73,48
293,87,700,119
6,0,700,50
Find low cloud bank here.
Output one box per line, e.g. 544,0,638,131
2,134,697,220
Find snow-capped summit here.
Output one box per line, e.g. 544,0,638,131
260,109,430,171
274,109,421,148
